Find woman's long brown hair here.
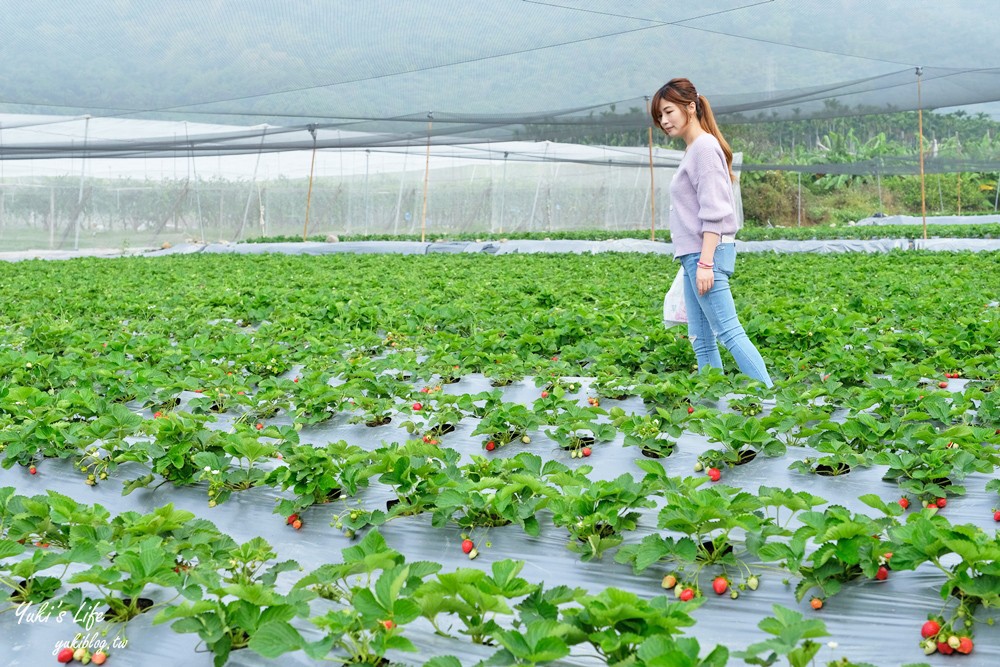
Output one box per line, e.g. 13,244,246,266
650,78,734,181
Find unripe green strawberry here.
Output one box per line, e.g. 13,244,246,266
747,575,759,590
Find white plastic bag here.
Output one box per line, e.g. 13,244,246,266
662,266,687,327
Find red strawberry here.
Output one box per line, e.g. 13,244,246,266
91,651,108,665
412,402,422,411
994,510,1000,522
936,497,947,508
286,513,299,525
57,648,75,663
461,539,475,554
875,566,888,581
707,467,721,482
938,381,948,388
898,497,909,510
292,519,302,530
581,447,592,457
687,405,695,414
957,637,973,654
540,391,549,398
810,597,823,610
255,422,264,430
382,619,396,630
29,465,37,475
551,356,559,361
937,642,954,655
679,588,695,602
485,441,496,452
920,620,939,637
712,577,728,595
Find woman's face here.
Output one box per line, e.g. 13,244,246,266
657,99,696,141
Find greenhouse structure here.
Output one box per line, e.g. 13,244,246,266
2,3,1000,666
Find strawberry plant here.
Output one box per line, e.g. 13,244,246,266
156,583,315,667
408,393,466,439
611,407,682,459
760,387,836,448
734,604,830,667
694,413,786,469
889,513,1000,629
3,488,111,552
470,401,540,449
67,535,182,623
118,410,222,492
190,430,278,505
559,588,703,665
875,443,991,504
543,401,616,455
549,473,655,560
431,465,555,535
267,440,374,517
372,441,460,517
269,530,441,664
619,476,774,578
759,497,900,603
414,559,538,645
787,441,870,477
0,389,91,467
589,365,635,400
488,618,575,665
483,354,528,387
728,394,764,416
0,539,66,604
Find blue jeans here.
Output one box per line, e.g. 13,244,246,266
678,244,773,387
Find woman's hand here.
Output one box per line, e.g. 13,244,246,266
696,266,714,295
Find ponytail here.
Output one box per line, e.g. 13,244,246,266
696,95,735,182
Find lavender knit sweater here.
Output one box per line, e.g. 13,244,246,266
668,133,740,258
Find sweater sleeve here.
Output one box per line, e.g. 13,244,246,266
688,138,734,235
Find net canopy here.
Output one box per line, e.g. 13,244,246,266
1,1,1000,249
2,1,1000,150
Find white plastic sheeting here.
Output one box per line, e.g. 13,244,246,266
2,374,998,666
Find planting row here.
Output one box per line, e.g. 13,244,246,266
3,458,996,667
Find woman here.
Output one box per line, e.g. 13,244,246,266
652,77,773,387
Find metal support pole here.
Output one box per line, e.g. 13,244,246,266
499,152,508,235
916,67,928,240
302,124,318,241
421,113,433,242
646,96,657,240
75,115,91,251
797,172,802,226
364,149,370,234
